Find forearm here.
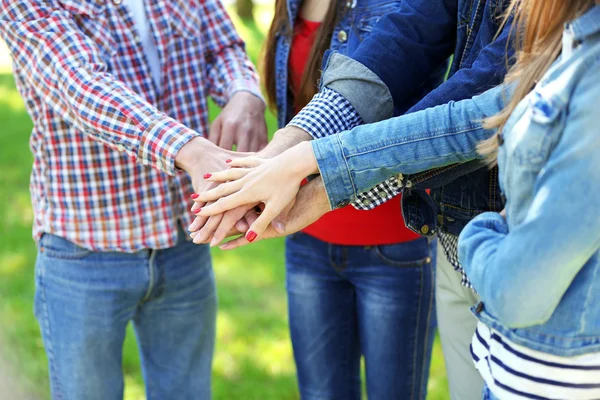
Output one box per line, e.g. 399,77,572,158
0,8,199,175
259,126,313,158
312,84,506,208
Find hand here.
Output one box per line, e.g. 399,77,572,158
218,177,331,249
499,208,507,219
209,91,268,152
195,141,319,241
187,125,313,245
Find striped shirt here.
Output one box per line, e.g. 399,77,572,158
0,0,261,252
471,322,600,400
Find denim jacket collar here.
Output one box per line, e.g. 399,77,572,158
571,5,600,42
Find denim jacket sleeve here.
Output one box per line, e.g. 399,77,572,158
408,16,513,113
458,72,600,329
311,84,506,209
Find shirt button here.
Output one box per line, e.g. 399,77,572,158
377,191,387,199
361,198,372,206
337,30,348,43
420,225,430,235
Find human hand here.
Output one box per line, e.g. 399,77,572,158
194,141,319,242
499,208,507,219
218,177,331,249
208,91,268,152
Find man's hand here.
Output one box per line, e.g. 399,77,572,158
218,177,331,250
209,91,268,152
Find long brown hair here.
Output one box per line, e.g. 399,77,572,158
262,0,345,112
479,0,594,162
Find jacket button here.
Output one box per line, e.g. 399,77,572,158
420,225,429,234
476,302,485,313
361,198,372,206
337,30,348,43
377,191,387,199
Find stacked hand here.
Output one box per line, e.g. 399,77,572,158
186,128,333,249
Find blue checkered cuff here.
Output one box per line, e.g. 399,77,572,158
288,87,363,139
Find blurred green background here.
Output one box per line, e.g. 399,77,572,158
0,3,450,399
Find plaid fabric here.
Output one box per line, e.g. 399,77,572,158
0,0,261,252
288,87,363,139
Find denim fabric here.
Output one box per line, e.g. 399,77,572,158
273,0,447,129
459,6,600,356
309,0,513,236
285,232,437,399
34,229,216,399
482,385,500,400
312,84,506,209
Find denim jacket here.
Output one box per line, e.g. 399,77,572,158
273,0,446,129
294,0,513,237
459,6,600,356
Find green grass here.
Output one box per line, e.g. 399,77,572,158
0,5,449,399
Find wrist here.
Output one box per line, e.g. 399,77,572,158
175,136,216,172
260,126,312,158
290,141,319,178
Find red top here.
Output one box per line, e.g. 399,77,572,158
289,17,420,245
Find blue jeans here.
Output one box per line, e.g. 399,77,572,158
285,232,437,400
34,229,216,400
483,385,500,400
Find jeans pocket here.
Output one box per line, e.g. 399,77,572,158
39,233,93,260
374,239,433,268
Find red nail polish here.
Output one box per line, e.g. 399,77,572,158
204,173,212,179
191,193,199,199
194,208,202,215
246,231,257,242
225,159,232,163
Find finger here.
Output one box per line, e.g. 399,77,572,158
235,217,249,233
236,132,251,153
193,213,224,244
227,157,264,169
199,192,259,217
197,180,245,203
245,204,281,242
188,214,210,232
218,122,236,151
219,235,251,250
204,168,251,183
211,205,254,246
208,117,222,145
271,199,295,235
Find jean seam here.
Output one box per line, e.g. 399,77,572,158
409,258,424,400
38,257,62,399
418,255,436,400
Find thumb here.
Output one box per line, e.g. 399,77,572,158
271,198,296,235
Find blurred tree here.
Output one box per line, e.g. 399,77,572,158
236,0,255,20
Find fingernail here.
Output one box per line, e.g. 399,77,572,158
226,159,232,163
191,193,199,199
194,208,202,215
246,231,257,242
210,238,219,247
274,222,285,233
219,243,230,250
203,173,212,179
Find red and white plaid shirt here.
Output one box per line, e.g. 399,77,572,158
0,0,262,252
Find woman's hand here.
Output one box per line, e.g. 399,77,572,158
192,142,319,242
218,177,331,249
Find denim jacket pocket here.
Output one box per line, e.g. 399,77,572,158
510,90,564,167
39,234,93,260
57,0,116,58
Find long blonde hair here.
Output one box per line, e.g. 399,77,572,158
479,0,594,162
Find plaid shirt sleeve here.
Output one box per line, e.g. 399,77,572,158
289,87,402,210
0,1,202,176
200,0,264,106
